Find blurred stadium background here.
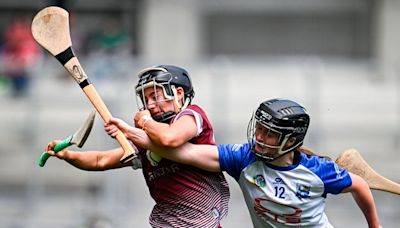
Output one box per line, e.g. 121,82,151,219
1,0,400,227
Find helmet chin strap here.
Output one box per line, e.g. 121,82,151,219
153,111,176,123
171,86,189,110
152,86,181,124
254,146,292,162
253,144,288,162
254,135,300,162
150,86,190,124
182,98,190,110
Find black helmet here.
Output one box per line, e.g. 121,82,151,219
135,65,195,122
247,98,310,161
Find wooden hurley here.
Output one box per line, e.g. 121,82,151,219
31,6,136,163
335,149,400,195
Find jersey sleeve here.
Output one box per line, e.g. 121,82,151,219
175,108,203,136
311,157,352,196
218,143,255,181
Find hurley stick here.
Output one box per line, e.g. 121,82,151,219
39,110,96,167
300,147,400,195
31,6,136,163
335,149,400,195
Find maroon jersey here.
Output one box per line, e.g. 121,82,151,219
138,105,230,228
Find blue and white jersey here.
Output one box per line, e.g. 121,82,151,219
218,143,352,228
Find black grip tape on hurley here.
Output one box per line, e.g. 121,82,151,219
79,79,91,89
55,47,74,65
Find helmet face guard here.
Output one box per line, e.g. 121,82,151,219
247,114,298,161
247,99,309,162
135,68,174,110
134,65,194,123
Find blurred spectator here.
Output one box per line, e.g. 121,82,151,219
88,17,132,56
0,72,9,95
86,17,133,83
1,16,41,98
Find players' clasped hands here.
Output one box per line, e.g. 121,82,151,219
104,117,133,139
104,111,152,142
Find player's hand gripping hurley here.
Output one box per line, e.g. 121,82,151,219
38,110,96,167
31,6,136,163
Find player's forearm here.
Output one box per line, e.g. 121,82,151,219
143,121,179,147
126,127,221,171
63,149,125,171
135,113,169,146
62,150,103,171
349,174,381,228
125,127,157,150
147,142,221,172
175,143,221,172
126,129,187,164
143,142,222,172
352,190,380,228
126,127,198,165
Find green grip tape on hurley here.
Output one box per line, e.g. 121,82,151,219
38,136,73,167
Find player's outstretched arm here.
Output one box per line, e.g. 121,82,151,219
106,117,221,172
46,140,129,171
341,173,381,228
166,143,221,172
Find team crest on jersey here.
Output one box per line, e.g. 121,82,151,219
253,174,266,188
146,150,162,166
295,183,311,199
